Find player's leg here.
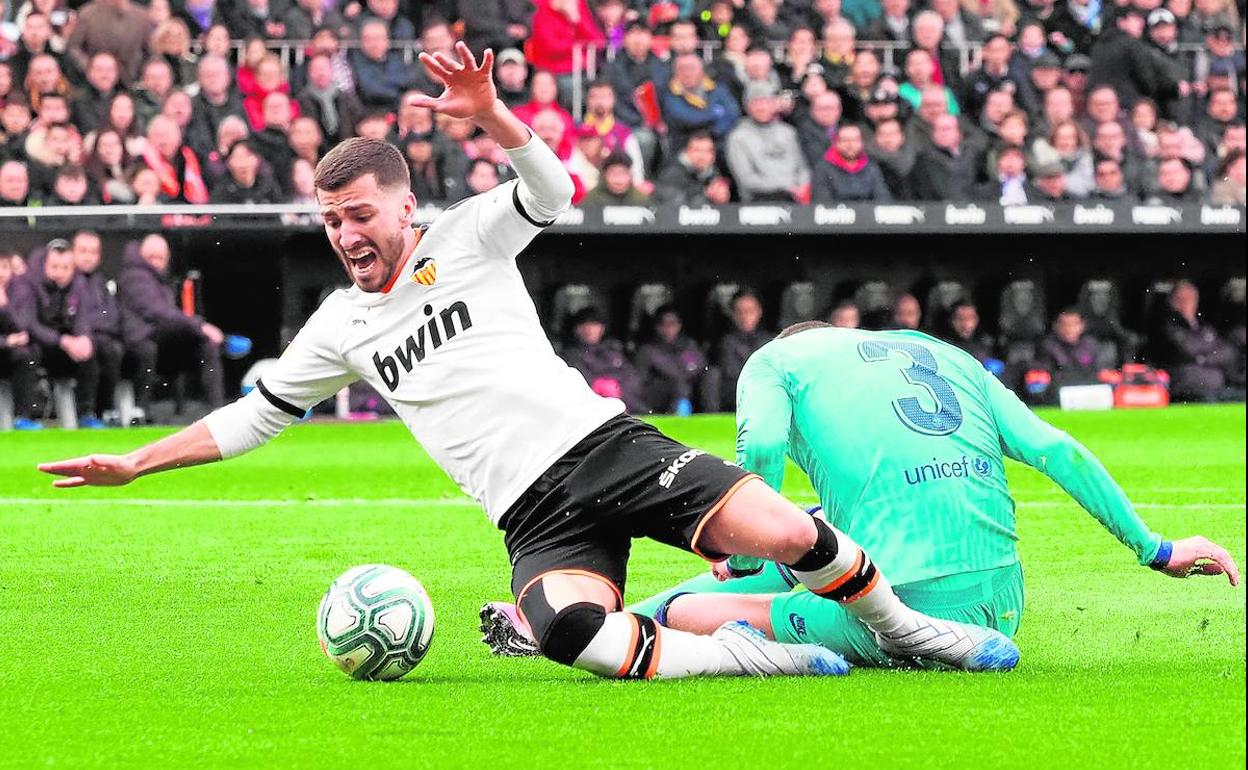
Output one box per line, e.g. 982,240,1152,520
512,550,848,680
694,478,1019,671
626,561,796,620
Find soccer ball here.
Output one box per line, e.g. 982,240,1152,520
317,564,435,681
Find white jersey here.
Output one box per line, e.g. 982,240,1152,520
204,137,624,524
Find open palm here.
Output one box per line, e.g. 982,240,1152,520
410,41,498,119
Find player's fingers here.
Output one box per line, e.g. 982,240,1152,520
432,51,463,73
52,476,87,488
456,40,478,70
37,458,88,476
1206,547,1240,586
416,52,453,83
478,48,494,74
405,93,442,110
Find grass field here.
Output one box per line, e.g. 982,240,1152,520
1,406,1244,769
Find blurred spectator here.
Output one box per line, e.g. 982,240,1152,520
901,49,961,117
411,19,458,97
289,157,317,204
282,0,348,40
242,53,299,132
777,26,820,96
530,107,585,200
871,117,917,199
964,34,1029,122
350,17,417,109
296,52,364,145
514,69,575,157
83,127,135,203
977,143,1032,203
715,289,772,410
866,0,912,42
560,306,647,413
568,123,606,192
134,57,177,127
151,17,198,87
527,0,603,101
74,52,121,135
118,233,224,414
185,54,247,158
67,0,151,85
0,250,36,428
1156,279,1242,401
814,122,892,201
494,48,530,108
931,0,985,48
662,53,741,150
582,79,646,185
139,114,209,203
655,130,732,206
913,114,980,200
747,0,792,42
1089,10,1172,108
797,90,841,170
1196,87,1241,157
636,305,716,415
24,53,72,114
581,150,650,204
403,131,443,200
820,18,857,90
161,90,195,136
947,302,996,363
1145,8,1189,121
0,157,32,205
841,50,881,122
227,0,290,40
458,0,533,56
726,81,809,202
1148,156,1203,202
211,138,281,203
47,163,96,204
1038,308,1107,386
356,0,414,40
1,98,34,162
1090,156,1133,200
203,113,250,189
288,114,324,167
70,230,124,420
1032,119,1094,197
252,90,296,190
6,239,103,427
128,164,168,204
7,11,62,87
1130,96,1161,155
828,301,860,328
1030,160,1070,201
603,21,664,132
1092,118,1146,194
1062,54,1092,113
912,10,964,96
1044,0,1100,55
891,292,922,329
1209,148,1247,204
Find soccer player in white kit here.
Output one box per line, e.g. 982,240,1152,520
39,43,1016,679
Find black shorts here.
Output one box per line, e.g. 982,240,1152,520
499,414,756,608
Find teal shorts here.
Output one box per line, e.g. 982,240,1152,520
771,562,1025,667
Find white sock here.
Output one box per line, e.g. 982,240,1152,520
789,524,918,637
571,612,750,679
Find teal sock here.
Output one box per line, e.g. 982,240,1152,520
627,562,796,618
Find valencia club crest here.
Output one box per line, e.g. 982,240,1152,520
411,257,437,286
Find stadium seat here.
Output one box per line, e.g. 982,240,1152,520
549,283,608,345
997,280,1046,372
703,282,742,343
1077,278,1142,362
626,282,675,348
52,380,77,430
1218,277,1246,333
852,281,895,329
777,281,819,329
924,280,970,334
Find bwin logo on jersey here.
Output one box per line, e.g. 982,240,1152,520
658,449,704,489
411,257,437,286
372,301,473,391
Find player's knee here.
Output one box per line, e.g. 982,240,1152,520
538,602,609,666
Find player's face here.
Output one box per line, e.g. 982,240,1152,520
319,173,416,293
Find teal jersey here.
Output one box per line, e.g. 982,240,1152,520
734,328,1161,585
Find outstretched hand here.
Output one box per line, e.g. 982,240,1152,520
1160,536,1240,586
38,455,139,488
410,41,498,120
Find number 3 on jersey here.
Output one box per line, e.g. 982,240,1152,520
858,340,963,435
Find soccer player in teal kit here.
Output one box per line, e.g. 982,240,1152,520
483,321,1239,668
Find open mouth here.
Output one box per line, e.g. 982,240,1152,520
346,248,379,279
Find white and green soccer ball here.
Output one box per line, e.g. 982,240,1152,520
317,564,435,681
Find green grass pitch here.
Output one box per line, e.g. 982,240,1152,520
1,406,1244,768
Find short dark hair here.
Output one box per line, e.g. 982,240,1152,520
314,137,410,192
777,320,832,339
686,129,714,147
601,150,631,171
586,78,614,92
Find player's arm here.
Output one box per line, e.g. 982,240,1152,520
408,42,573,243
39,311,357,488
734,352,794,492
984,373,1240,585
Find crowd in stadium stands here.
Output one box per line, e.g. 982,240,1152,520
0,0,1241,208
